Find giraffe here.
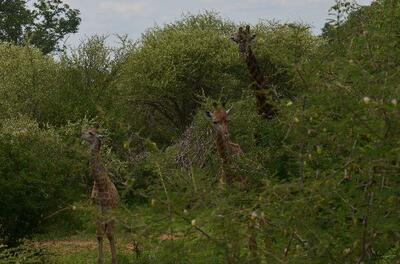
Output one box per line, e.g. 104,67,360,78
205,102,243,185
206,104,260,260
231,25,277,119
81,128,119,264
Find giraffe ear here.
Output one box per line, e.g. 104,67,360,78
204,111,212,119
97,134,104,139
251,33,256,40
226,107,232,115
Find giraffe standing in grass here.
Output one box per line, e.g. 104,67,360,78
81,128,119,264
231,25,276,119
206,103,261,260
205,102,243,185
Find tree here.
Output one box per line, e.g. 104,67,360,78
0,1,32,43
114,13,246,145
0,0,80,54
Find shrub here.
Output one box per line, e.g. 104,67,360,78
113,12,246,145
0,240,48,263
0,116,86,245
0,43,57,121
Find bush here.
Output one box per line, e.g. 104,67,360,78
0,240,48,263
0,44,58,121
0,116,87,245
113,12,246,145
1,3,400,263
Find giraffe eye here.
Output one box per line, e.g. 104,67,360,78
213,121,218,124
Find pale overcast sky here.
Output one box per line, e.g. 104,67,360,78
62,0,373,47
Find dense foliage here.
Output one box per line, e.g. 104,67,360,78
0,0,80,54
0,1,399,263
0,116,86,245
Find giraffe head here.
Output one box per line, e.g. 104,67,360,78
205,102,232,139
81,127,103,145
231,25,256,54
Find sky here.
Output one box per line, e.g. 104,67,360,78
61,0,374,47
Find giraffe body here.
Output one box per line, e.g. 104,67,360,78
90,168,119,210
82,128,119,264
231,25,276,118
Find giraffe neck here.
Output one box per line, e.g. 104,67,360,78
90,140,108,191
90,139,101,156
88,139,119,209
243,46,276,118
215,132,229,164
245,47,265,88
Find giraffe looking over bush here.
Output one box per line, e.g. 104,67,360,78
205,102,243,185
231,25,277,119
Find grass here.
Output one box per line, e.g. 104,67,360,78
35,233,222,264
31,203,224,264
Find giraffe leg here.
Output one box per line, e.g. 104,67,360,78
219,167,227,188
96,220,105,264
106,219,118,264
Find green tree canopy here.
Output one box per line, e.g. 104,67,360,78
113,12,246,145
0,0,80,54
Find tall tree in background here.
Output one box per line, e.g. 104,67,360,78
0,0,80,54
0,0,32,43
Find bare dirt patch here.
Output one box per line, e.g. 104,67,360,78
33,240,97,255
